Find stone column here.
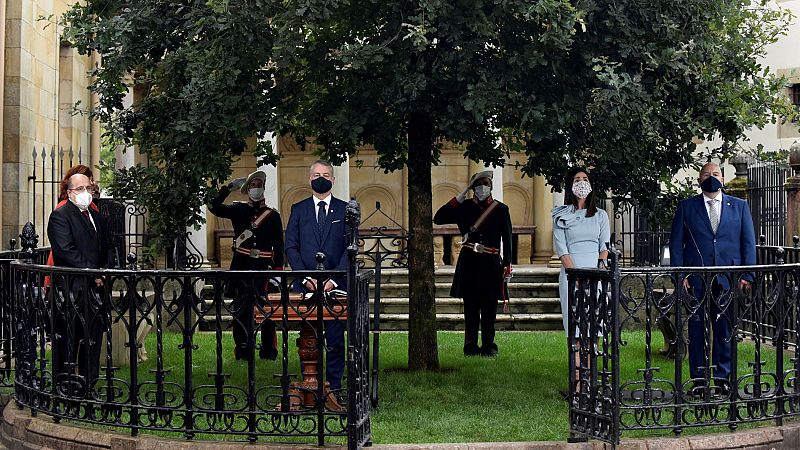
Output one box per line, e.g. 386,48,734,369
547,189,564,267
726,153,749,201
258,133,280,210
332,155,350,200
528,175,554,266
786,141,800,245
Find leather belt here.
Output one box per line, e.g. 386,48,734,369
234,247,274,259
461,242,500,255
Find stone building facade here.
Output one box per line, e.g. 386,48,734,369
1,0,98,246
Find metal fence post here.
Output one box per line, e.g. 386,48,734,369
786,142,800,246
14,223,38,414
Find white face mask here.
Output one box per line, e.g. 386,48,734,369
571,180,592,199
248,187,265,202
72,191,93,211
473,185,491,201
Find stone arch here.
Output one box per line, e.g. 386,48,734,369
432,183,461,210
503,183,533,225
281,186,312,227
354,185,400,227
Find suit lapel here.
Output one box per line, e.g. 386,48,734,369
717,193,730,231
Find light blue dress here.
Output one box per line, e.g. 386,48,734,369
552,205,611,333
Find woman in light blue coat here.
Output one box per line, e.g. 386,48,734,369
552,167,610,334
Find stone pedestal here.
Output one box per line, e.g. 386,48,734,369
517,234,533,264
100,311,154,366
726,153,749,201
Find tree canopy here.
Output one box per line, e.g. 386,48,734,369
62,0,795,369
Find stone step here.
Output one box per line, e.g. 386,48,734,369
373,267,560,285
374,282,559,299
376,313,564,331
375,297,562,315
197,265,564,332
198,312,564,332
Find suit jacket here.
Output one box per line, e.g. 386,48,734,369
669,192,756,270
285,196,349,288
47,200,110,269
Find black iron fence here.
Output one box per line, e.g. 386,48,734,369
599,198,669,268
0,245,51,396
748,160,789,246
567,248,800,445
9,201,374,448
29,146,87,245
356,203,411,408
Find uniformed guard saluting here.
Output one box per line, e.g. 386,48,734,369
209,170,284,360
434,170,513,357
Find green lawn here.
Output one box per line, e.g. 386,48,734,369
24,329,798,444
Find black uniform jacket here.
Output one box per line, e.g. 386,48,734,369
434,197,512,299
209,186,284,271
47,200,110,269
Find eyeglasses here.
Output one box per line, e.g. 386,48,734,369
69,186,96,194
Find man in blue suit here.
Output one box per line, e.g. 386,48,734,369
669,162,756,394
285,159,349,393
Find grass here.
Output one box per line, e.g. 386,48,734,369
20,329,799,444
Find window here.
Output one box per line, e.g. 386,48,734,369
791,84,800,109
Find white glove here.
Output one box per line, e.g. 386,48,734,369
227,177,246,191
456,187,470,203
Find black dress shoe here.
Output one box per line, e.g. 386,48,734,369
234,346,252,360
480,343,498,357
259,347,278,360
463,344,481,357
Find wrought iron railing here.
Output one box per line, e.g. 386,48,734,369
356,202,410,408
748,161,789,246
567,248,800,445
9,201,374,448
0,244,50,396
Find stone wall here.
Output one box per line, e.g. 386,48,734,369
2,0,96,247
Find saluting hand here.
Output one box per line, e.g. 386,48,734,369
227,177,247,191
455,186,470,203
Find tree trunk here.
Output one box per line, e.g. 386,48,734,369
406,110,439,371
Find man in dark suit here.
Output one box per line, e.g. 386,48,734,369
47,172,111,389
669,162,756,394
285,160,348,392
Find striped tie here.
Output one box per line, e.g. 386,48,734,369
707,199,719,234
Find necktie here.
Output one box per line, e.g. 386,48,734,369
317,201,327,231
707,199,719,234
82,210,96,231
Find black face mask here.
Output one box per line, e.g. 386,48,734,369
311,177,333,194
700,176,723,193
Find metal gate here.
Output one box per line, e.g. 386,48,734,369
748,160,789,246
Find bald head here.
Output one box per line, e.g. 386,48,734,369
69,174,91,190
698,162,723,197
